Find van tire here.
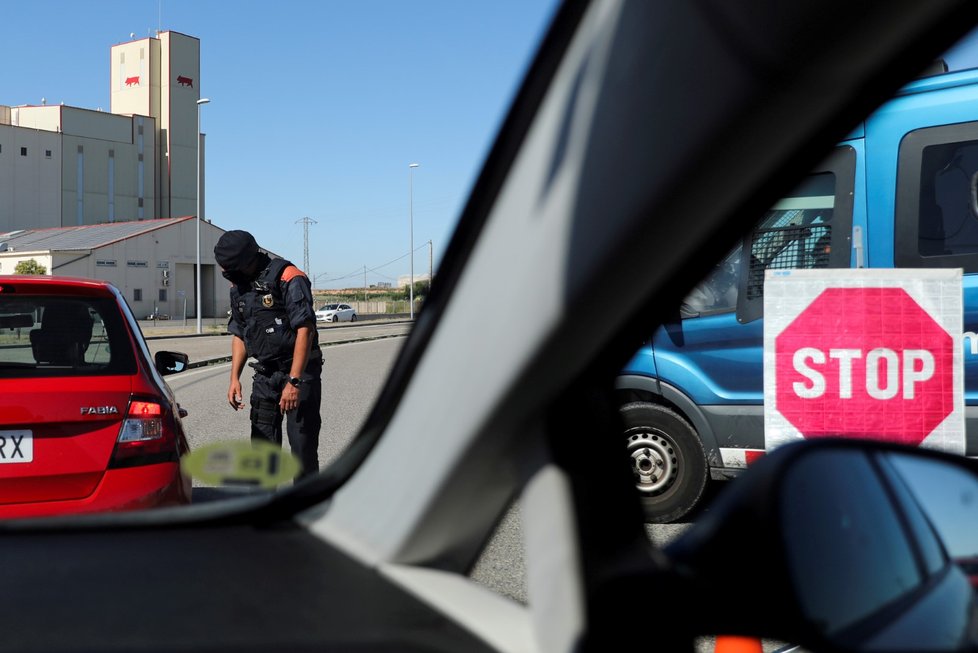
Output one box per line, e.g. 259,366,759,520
621,402,708,524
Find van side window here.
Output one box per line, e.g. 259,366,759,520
683,172,835,317
681,245,741,316
681,149,853,321
743,172,836,302
895,121,978,271
681,173,835,317
919,140,978,257
734,146,855,324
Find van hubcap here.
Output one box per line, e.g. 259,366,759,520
626,430,677,495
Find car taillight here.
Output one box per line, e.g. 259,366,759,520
109,396,178,467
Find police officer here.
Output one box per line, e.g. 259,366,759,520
214,230,322,478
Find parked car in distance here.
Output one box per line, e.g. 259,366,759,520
315,303,357,323
0,275,192,518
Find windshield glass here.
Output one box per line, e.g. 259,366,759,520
6,4,978,645
0,1,559,520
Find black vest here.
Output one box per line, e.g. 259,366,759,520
232,258,319,369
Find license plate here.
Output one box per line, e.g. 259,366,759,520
0,430,32,463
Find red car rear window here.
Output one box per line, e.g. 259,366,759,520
0,296,136,378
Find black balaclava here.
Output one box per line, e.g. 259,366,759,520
214,230,269,285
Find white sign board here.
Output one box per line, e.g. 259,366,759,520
764,268,964,454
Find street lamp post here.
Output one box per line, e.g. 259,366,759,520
195,98,210,334
409,163,419,320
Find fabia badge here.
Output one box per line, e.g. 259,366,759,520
262,294,274,307
80,406,119,415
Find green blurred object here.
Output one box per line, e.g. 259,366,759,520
180,440,302,489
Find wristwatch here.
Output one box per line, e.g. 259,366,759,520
288,376,303,387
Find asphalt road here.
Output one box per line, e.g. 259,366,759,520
153,325,697,605
151,323,792,652
160,330,540,603
163,335,406,473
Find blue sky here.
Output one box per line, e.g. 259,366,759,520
5,4,978,289
1,1,558,289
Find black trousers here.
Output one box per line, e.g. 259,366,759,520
250,370,322,478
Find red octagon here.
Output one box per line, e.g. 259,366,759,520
775,287,954,445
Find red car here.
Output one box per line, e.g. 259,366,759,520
0,276,192,518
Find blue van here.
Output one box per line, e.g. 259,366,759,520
619,62,978,523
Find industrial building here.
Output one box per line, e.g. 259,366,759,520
0,217,228,319
0,32,226,318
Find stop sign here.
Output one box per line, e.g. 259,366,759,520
764,270,963,453
773,286,955,445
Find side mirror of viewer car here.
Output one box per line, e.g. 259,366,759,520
664,438,978,652
154,350,189,376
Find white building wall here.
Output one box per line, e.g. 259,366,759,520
398,273,432,288
61,107,132,141
77,220,222,317
110,38,157,118
3,31,201,235
160,32,201,219
11,105,62,132
0,219,229,318
111,37,163,220
0,125,62,231
59,112,156,226
0,252,55,276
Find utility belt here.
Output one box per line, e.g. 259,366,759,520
248,360,292,377
248,345,321,378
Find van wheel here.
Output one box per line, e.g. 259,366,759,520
621,402,708,524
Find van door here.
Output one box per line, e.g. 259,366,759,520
649,146,856,455
893,121,978,455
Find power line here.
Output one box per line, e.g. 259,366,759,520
316,243,432,285
364,251,410,272
365,267,399,281
322,266,365,282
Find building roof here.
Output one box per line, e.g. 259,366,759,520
0,217,198,252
